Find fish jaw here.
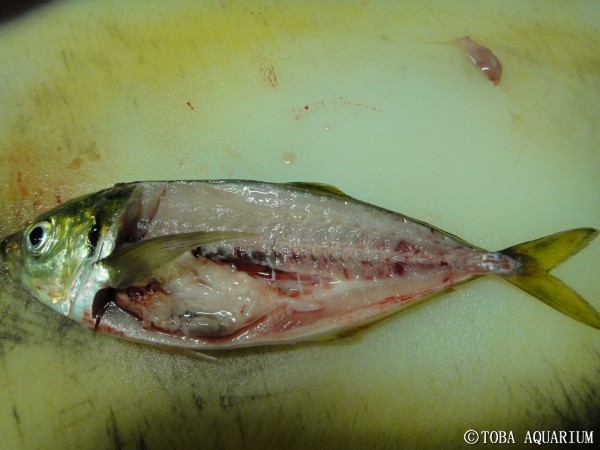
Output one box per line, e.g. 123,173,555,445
1,224,89,316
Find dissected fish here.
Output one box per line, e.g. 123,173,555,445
1,180,598,350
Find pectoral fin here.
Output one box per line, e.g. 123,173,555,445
101,231,251,288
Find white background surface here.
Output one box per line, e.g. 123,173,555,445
0,1,598,448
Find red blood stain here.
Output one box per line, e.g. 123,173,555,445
382,294,412,305
337,96,383,113
55,195,62,204
395,240,411,253
16,172,28,197
293,98,381,121
260,63,278,88
393,262,406,276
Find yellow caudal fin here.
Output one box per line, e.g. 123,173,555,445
500,228,600,328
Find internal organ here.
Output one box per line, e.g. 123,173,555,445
112,238,492,338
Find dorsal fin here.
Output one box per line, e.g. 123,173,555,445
284,182,352,200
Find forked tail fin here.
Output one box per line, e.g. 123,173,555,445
500,228,600,328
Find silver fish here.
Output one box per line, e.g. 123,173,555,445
1,180,598,350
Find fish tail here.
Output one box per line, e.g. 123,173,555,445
500,228,600,328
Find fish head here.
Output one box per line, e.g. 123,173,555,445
1,184,137,317
1,197,100,315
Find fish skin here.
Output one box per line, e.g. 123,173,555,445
1,180,598,351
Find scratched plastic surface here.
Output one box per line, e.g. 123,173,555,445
0,1,599,449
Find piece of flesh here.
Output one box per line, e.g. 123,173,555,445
456,36,502,84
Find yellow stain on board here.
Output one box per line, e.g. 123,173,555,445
1,0,599,232
0,1,372,228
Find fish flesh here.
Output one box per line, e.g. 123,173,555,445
456,36,503,85
1,180,598,350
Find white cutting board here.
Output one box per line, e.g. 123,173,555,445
0,1,598,448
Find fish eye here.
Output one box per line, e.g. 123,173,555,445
24,221,55,256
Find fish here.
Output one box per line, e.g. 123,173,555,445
1,180,598,351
